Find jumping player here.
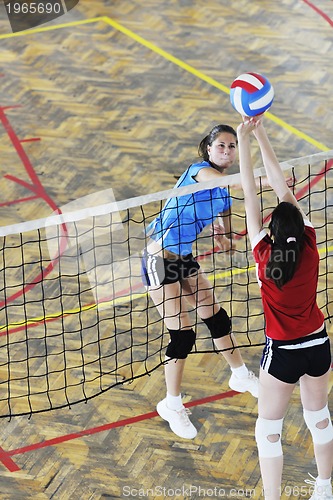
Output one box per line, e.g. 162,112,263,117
142,124,258,440
237,116,332,500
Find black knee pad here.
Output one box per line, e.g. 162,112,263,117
166,329,196,359
203,308,231,339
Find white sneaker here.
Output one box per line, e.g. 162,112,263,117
228,370,259,398
305,474,333,500
156,398,197,439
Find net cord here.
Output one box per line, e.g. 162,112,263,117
1,150,332,238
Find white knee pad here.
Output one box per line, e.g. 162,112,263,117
255,417,284,458
303,405,333,445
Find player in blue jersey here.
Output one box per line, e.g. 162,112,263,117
142,124,259,439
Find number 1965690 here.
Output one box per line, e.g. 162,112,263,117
6,2,62,15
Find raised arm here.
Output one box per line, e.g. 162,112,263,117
253,120,306,218
237,120,262,243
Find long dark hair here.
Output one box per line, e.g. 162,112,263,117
265,202,305,289
198,124,237,161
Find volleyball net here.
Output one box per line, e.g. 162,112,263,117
0,151,332,418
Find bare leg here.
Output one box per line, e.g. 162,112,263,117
300,370,333,480
257,368,295,500
149,281,193,398
182,270,244,368
213,333,244,368
164,357,186,396
149,279,198,438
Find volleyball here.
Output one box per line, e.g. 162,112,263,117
230,72,274,117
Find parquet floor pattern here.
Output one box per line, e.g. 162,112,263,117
0,0,332,498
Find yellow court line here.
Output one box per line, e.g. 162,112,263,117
102,17,231,94
2,244,332,334
0,15,330,151
0,266,247,333
264,111,330,151
0,17,105,38
102,16,330,153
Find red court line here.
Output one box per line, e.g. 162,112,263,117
294,158,333,199
0,314,72,337
0,195,39,207
0,107,41,188
0,390,238,471
0,105,70,309
20,137,41,143
4,173,58,207
302,0,333,27
0,447,20,472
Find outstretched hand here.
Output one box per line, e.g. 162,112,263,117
211,224,235,253
237,115,263,137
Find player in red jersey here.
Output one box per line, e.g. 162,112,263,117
237,116,332,500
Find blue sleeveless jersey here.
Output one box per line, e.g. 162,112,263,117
148,161,232,255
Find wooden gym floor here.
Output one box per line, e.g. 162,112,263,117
0,0,332,498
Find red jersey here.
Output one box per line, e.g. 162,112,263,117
252,221,324,340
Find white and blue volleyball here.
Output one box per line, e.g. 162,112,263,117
230,72,274,117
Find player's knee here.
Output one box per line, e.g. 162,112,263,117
166,329,196,359
202,308,231,339
303,405,333,445
255,417,284,458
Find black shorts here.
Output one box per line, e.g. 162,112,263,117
141,251,200,286
261,326,331,384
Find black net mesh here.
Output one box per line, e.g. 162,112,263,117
0,153,332,418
